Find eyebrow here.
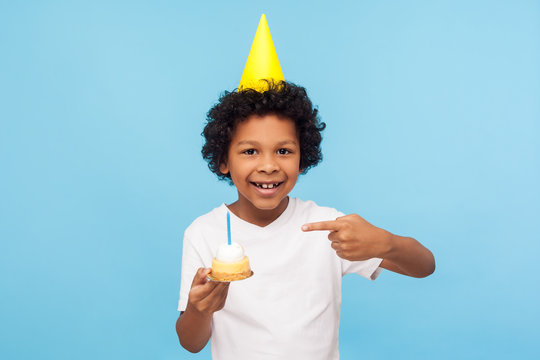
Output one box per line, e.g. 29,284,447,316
236,140,298,146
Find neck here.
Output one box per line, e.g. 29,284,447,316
227,197,289,227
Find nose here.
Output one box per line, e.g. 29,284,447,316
257,153,279,174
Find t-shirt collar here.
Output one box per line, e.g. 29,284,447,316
220,197,296,232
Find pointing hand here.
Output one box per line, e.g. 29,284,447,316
302,214,391,261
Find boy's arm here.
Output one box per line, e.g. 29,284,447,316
176,268,230,353
378,233,435,278
302,214,435,278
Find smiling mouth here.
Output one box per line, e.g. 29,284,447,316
251,182,283,189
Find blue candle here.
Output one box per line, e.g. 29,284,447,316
227,212,231,245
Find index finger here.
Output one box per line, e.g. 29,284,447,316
302,220,342,232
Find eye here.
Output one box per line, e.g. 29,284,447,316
243,149,256,155
277,148,291,155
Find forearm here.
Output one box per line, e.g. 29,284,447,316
176,304,213,353
382,232,435,278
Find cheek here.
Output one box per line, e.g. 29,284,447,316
228,161,251,180
286,159,302,179
294,155,302,173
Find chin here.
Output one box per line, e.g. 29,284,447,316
250,197,287,211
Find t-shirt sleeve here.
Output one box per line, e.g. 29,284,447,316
341,257,383,280
333,210,384,280
177,226,205,312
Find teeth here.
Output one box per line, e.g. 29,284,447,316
255,183,280,189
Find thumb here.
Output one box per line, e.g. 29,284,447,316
191,267,212,287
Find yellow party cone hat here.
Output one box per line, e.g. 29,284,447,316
238,14,284,92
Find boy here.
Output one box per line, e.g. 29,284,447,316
176,82,435,359
176,15,435,360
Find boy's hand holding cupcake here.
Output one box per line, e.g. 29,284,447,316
186,268,230,318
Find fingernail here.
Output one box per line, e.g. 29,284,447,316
302,225,308,231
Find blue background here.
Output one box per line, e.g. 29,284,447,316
1,1,539,359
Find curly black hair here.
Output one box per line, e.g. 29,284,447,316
201,81,326,183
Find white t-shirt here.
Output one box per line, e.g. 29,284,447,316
178,198,383,360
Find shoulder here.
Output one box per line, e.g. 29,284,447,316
291,197,344,222
184,203,226,237
182,204,227,256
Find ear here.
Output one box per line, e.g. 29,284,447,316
220,162,229,175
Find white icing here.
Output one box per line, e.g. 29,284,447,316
216,242,245,262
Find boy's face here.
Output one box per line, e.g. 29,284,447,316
220,114,301,213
